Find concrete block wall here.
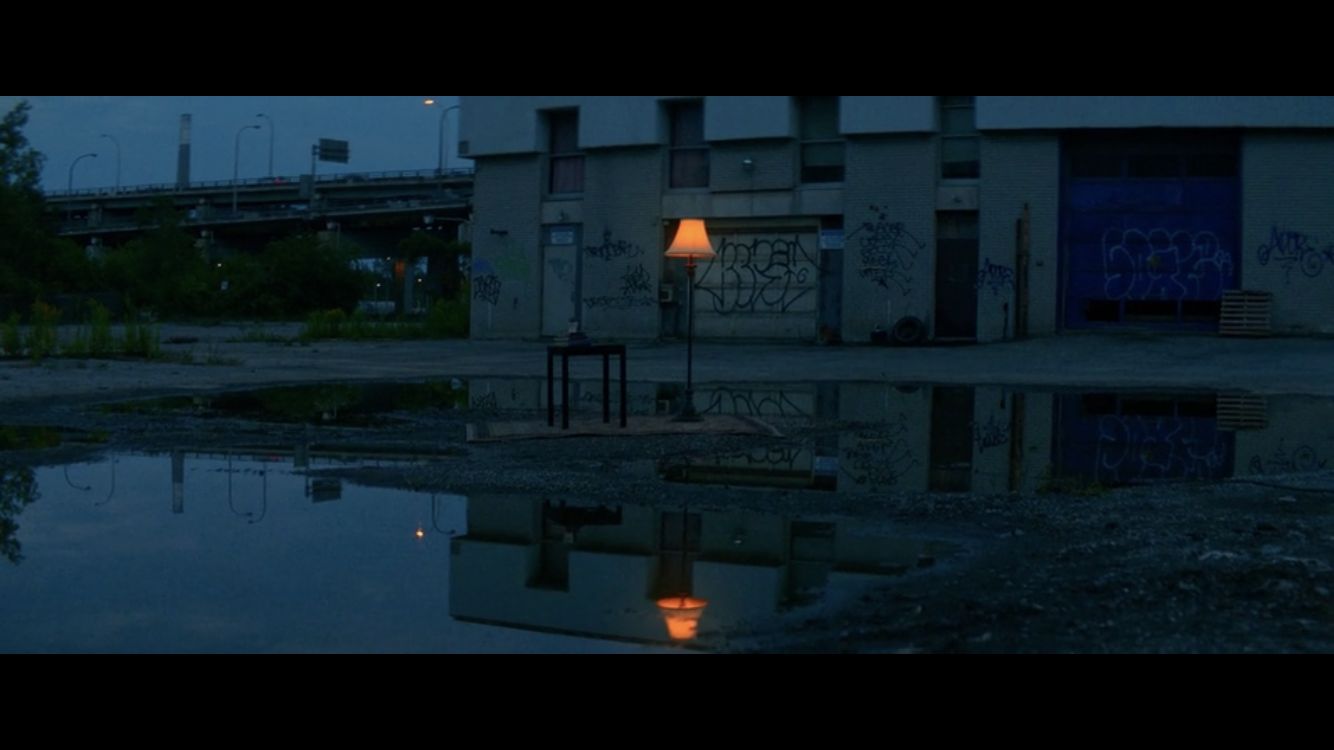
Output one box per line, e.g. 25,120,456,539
579,147,665,339
1241,134,1334,334
841,135,937,342
470,156,543,338
977,134,1061,340
709,140,799,193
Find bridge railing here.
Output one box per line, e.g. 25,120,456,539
45,166,476,200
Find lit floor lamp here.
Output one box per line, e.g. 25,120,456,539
656,503,707,641
664,219,716,422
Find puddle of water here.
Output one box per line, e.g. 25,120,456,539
103,380,469,426
652,384,1334,493
0,451,949,653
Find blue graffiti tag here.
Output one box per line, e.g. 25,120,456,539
1256,226,1334,282
975,258,1016,296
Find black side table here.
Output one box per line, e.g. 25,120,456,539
546,344,627,429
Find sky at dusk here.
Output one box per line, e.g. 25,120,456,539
0,96,468,192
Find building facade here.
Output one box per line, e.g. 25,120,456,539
458,96,1334,342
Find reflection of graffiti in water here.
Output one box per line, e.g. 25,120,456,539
1248,440,1327,475
1095,415,1229,483
854,205,925,294
1256,225,1334,283
696,235,816,315
700,388,810,418
711,446,808,470
973,414,1010,453
841,420,921,489
1102,228,1234,300
471,391,499,413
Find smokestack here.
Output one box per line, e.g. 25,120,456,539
176,114,191,188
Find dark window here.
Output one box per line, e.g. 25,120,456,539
1084,299,1120,322
668,100,708,189
1186,153,1238,178
798,96,844,183
547,109,583,194
940,95,979,179
1127,154,1181,178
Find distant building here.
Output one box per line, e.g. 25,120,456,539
459,96,1334,341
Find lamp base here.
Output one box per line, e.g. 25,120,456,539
672,390,703,423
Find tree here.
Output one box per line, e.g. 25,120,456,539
0,99,75,310
0,100,43,193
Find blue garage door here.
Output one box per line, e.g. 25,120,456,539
1061,134,1240,329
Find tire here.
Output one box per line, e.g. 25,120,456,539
891,316,927,346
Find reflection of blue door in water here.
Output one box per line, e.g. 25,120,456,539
1053,393,1235,485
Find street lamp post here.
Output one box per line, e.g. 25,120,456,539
232,123,261,213
66,151,97,225
256,113,274,178
68,152,97,193
664,219,717,422
426,100,460,175
98,134,120,194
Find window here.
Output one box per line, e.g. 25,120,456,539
668,100,708,189
940,95,979,179
547,109,583,194
799,96,844,183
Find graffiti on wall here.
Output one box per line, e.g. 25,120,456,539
975,258,1016,297
1247,440,1327,475
1101,228,1234,300
694,235,817,315
585,229,645,262
471,259,503,306
1093,415,1230,484
854,206,925,295
840,420,920,489
583,262,655,310
1256,226,1334,282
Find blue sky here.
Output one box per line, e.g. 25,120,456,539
0,96,467,192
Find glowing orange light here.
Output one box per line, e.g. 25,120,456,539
664,219,716,260
656,596,708,641
415,527,425,539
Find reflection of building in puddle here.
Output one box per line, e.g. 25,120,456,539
148,447,420,516
661,385,1334,493
449,495,948,647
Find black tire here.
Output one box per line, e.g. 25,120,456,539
891,316,927,346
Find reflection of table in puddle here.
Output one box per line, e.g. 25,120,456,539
546,344,627,430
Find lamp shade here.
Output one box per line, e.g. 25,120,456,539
664,219,716,260
656,595,709,640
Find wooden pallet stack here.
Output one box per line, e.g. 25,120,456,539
1216,393,1268,430
1219,290,1272,337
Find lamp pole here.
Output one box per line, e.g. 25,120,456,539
256,113,274,178
426,100,460,175
233,123,261,213
66,152,97,225
98,134,120,194
68,152,97,193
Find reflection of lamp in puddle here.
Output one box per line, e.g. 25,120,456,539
415,492,456,541
656,505,707,641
